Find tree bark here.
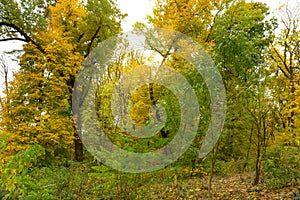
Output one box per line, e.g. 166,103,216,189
253,131,261,186
71,132,84,162
69,75,84,162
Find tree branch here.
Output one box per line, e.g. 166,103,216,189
271,45,291,77
0,22,45,54
270,53,289,79
205,7,223,43
0,37,27,42
84,21,102,58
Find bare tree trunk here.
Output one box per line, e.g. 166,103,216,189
253,71,263,186
0,55,10,113
290,79,298,147
253,77,262,186
71,133,84,162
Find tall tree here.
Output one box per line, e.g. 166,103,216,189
0,54,10,124
270,2,300,147
211,0,276,184
0,0,125,161
150,0,276,185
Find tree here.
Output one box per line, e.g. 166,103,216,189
150,0,276,186
211,0,276,185
270,2,300,147
0,0,125,161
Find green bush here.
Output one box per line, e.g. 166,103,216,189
0,144,45,199
262,145,300,188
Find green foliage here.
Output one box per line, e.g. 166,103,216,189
0,160,296,199
262,145,300,188
24,163,91,200
0,144,45,199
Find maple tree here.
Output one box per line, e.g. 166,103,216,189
151,0,228,44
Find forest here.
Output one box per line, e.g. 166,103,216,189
0,0,299,199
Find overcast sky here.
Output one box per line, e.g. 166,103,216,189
117,0,155,32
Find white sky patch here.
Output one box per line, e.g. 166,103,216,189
117,0,155,31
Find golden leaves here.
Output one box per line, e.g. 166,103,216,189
0,0,86,160
48,0,86,30
152,0,218,43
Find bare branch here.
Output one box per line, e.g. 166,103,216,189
0,22,45,54
205,2,225,43
0,54,10,97
0,37,27,42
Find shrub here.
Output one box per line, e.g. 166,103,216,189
262,145,300,188
0,144,45,199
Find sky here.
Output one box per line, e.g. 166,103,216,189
0,0,299,88
117,0,155,32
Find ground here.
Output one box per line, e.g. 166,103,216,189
142,173,300,199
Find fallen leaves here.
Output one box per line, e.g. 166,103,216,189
140,173,300,199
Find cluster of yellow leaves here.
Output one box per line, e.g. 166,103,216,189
152,0,222,43
129,85,152,126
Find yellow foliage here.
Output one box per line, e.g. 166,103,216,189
0,0,85,160
152,0,222,44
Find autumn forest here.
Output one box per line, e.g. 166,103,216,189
0,0,300,199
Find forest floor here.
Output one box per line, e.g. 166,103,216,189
5,160,299,199
144,173,300,199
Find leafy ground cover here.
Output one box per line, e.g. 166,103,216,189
1,158,299,200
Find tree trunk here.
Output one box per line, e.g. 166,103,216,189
290,80,298,147
69,75,84,162
208,143,219,197
71,132,84,162
253,79,262,186
243,126,253,172
253,136,261,185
